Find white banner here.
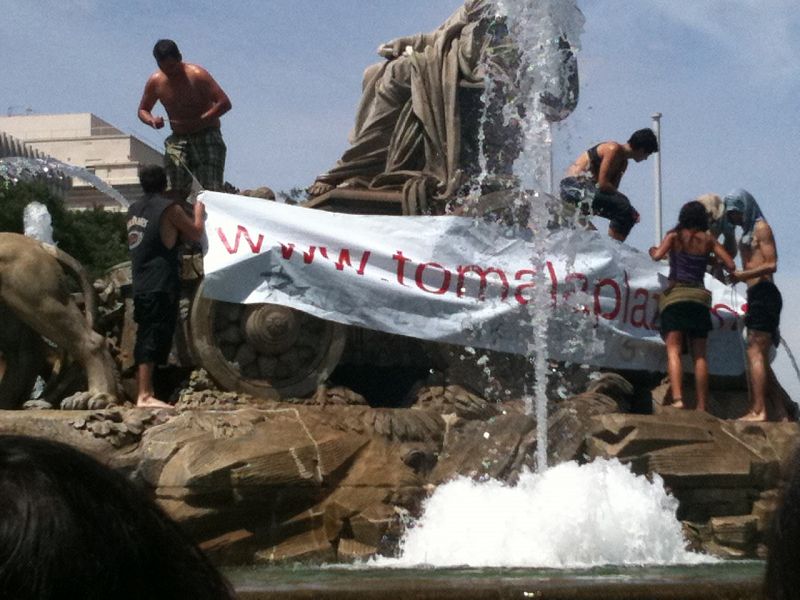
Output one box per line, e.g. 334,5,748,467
200,191,747,375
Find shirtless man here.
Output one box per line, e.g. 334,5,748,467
560,128,658,242
127,165,205,408
724,189,785,421
138,39,232,198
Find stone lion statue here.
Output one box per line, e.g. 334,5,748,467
0,233,118,409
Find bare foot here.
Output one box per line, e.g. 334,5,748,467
137,395,175,410
695,406,706,413
307,180,334,197
669,399,685,409
738,410,767,422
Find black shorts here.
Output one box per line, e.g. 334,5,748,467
559,176,637,236
659,301,712,339
133,292,179,366
745,281,782,339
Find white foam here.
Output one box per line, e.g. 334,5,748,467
375,459,714,568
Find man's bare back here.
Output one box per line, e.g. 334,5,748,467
565,141,627,192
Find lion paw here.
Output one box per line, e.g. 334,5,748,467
60,391,118,411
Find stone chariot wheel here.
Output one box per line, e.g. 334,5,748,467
189,282,347,400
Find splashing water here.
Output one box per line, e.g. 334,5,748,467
23,201,55,244
0,156,130,208
375,459,712,568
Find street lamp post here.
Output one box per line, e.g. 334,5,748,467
652,113,663,244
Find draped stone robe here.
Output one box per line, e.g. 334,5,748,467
314,0,577,215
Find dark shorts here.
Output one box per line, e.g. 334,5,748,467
745,281,782,339
659,301,712,339
164,127,226,194
133,292,179,366
559,176,637,237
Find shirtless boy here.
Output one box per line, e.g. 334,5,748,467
560,128,658,242
725,189,785,421
138,39,232,198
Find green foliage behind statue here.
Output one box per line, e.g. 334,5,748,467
0,181,128,278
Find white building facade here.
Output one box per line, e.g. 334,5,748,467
0,113,163,210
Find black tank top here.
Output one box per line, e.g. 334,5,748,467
586,144,602,179
127,194,180,295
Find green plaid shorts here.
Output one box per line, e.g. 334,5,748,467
164,127,226,194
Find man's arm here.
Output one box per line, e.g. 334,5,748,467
166,201,206,243
721,223,738,261
199,69,231,124
712,238,736,273
733,221,778,281
137,76,165,129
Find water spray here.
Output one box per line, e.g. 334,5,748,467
0,156,131,208
779,337,800,387
492,0,585,471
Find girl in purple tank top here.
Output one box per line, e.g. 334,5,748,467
649,201,736,413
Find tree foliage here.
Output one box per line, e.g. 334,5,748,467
58,208,129,278
0,181,128,277
277,187,306,205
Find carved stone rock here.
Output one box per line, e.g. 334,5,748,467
0,370,795,564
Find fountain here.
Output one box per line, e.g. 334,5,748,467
365,0,712,571
0,3,790,599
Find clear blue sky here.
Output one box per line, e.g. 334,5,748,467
3,1,799,398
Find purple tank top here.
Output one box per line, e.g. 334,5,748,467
668,250,707,284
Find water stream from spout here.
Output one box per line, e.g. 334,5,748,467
492,0,585,471
0,156,131,208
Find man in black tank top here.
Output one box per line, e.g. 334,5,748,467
559,128,658,242
127,165,205,408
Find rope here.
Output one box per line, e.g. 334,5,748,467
173,154,205,202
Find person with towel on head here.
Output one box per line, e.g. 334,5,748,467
724,189,786,422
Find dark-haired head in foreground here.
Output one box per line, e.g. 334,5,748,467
0,435,234,600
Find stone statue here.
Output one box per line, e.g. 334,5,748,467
308,0,579,214
0,233,118,409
